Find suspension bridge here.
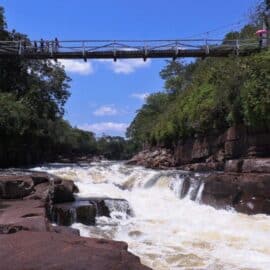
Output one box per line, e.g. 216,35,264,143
0,38,267,61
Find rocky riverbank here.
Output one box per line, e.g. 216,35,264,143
0,170,150,270
126,125,270,215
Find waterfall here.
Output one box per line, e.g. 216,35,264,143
195,182,205,203
32,162,270,270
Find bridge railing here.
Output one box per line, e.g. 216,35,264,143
0,38,264,57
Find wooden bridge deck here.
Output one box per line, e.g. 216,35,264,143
0,39,264,60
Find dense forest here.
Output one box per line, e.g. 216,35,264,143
127,3,270,149
0,7,135,167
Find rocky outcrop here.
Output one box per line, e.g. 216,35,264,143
201,172,270,215
51,198,132,226
0,171,150,270
126,148,175,169
127,125,270,171
175,125,270,167
0,231,150,270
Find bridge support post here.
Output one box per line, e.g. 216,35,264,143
18,41,22,55
82,41,87,62
205,39,209,55
173,41,178,61
143,44,148,61
236,39,240,56
113,41,117,62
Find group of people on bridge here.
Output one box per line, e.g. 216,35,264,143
21,38,60,53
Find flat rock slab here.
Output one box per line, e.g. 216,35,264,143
0,200,47,233
0,231,151,270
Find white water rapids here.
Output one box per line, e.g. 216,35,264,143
33,161,270,270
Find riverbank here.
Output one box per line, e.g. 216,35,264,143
0,170,150,270
126,125,270,215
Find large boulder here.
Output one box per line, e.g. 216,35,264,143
0,231,151,270
0,200,48,233
51,201,96,226
0,175,34,199
242,158,270,173
50,198,132,226
201,172,270,214
49,179,78,204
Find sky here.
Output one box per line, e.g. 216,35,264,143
1,0,259,136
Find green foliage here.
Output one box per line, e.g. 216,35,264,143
127,18,270,148
96,136,136,160
0,6,137,166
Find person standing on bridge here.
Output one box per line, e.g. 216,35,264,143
256,29,267,49
54,37,59,52
40,38,44,52
45,40,50,52
34,41,37,52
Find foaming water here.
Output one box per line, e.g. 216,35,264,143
33,161,270,270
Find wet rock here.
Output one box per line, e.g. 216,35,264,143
51,203,77,226
0,175,34,199
49,179,78,204
76,204,96,225
180,162,224,172
225,159,243,173
0,231,151,270
50,225,80,236
0,171,149,270
201,172,270,214
30,171,50,185
242,158,270,173
0,199,48,232
0,224,24,234
126,148,175,169
89,198,110,217
51,200,97,226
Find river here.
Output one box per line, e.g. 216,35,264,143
33,161,270,270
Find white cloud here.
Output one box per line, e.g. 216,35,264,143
97,59,151,74
59,59,93,75
79,122,128,134
93,105,118,116
131,92,150,101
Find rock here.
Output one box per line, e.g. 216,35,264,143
30,171,50,185
0,231,151,270
51,201,96,226
0,175,34,199
0,199,48,232
242,158,270,173
126,148,175,169
51,203,77,226
201,172,270,214
76,204,96,225
50,198,132,226
225,159,243,173
180,162,224,172
49,179,78,204
50,225,80,236
0,171,150,270
89,198,110,217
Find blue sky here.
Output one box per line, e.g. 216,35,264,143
2,0,258,136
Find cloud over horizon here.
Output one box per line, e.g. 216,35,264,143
78,122,128,135
98,59,151,74
131,92,150,101
59,59,94,75
93,105,118,116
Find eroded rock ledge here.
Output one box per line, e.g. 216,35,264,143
0,171,150,270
